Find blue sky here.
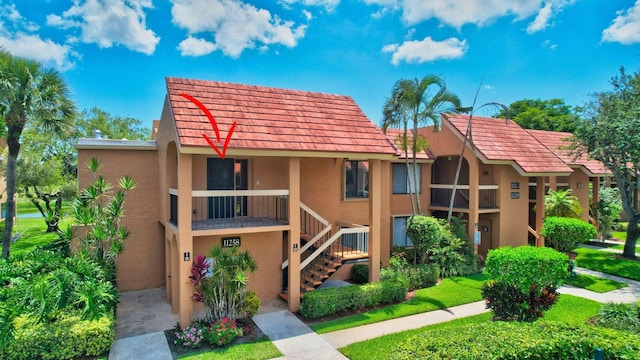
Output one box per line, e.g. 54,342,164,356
2,1,640,130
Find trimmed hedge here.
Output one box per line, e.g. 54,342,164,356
5,313,114,360
381,261,439,291
300,280,407,319
484,246,569,294
391,321,640,359
540,216,597,252
351,263,369,284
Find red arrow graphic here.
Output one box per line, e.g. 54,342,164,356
178,93,236,159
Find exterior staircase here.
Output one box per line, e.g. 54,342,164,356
280,203,369,300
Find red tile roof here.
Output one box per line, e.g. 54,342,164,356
527,129,608,176
383,128,435,160
165,77,397,155
443,114,572,175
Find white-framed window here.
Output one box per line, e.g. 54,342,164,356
392,216,414,247
393,163,421,194
344,160,369,199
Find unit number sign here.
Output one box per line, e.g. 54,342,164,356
222,237,241,248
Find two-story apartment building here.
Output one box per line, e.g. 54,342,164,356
75,78,606,326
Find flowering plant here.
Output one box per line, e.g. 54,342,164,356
209,317,242,347
174,322,207,349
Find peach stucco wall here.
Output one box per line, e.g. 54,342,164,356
193,231,283,303
77,147,164,291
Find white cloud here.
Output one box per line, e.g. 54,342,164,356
0,4,76,71
527,2,553,33
178,36,217,56
542,39,557,50
280,0,340,12
46,0,160,55
0,33,77,71
366,0,574,31
382,36,467,65
602,0,640,45
171,0,306,58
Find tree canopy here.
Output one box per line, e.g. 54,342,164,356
496,98,579,133
0,49,76,258
75,107,149,140
574,67,640,258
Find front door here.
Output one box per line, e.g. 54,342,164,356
207,158,247,218
478,219,492,258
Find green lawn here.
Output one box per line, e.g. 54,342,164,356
575,247,640,281
1,216,73,257
177,336,282,360
310,273,488,334
339,295,601,360
564,273,628,293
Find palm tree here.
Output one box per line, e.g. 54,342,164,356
544,188,583,218
0,50,75,259
382,75,465,214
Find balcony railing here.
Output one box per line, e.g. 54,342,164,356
169,189,289,230
430,184,499,209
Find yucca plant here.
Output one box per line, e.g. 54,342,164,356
71,158,136,281
197,245,257,322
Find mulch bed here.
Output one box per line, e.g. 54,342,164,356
164,318,265,359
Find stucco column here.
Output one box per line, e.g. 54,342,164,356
548,176,557,191
535,176,545,247
368,159,381,282
177,153,194,327
468,157,480,247
287,157,301,312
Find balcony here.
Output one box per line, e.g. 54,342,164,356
169,189,289,231
430,184,499,210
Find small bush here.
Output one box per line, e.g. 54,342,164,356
300,279,407,319
483,246,568,321
406,215,441,264
597,302,640,332
481,280,558,321
382,256,439,291
351,263,369,284
208,317,242,347
174,321,208,349
6,313,114,360
540,216,597,252
391,321,640,359
484,246,569,294
240,291,260,320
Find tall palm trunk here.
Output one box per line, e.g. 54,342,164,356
412,116,422,214
404,119,416,215
2,136,20,259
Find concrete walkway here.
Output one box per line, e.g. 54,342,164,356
109,266,640,360
253,310,347,360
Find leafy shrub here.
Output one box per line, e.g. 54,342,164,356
406,215,441,264
540,216,597,252
174,321,208,349
431,220,478,277
481,281,558,321
351,263,369,284
591,187,623,239
597,302,640,332
209,316,242,347
482,246,568,321
240,290,260,320
381,256,439,291
484,246,569,294
391,321,640,360
6,313,114,360
300,279,407,319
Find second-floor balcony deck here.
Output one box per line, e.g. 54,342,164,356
430,184,499,211
169,189,289,231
